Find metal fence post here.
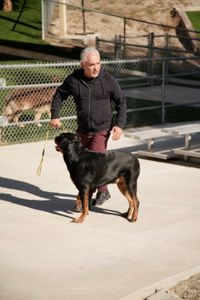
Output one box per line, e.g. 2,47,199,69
148,32,154,59
96,37,99,50
161,60,166,124
114,35,122,58
41,0,45,40
114,35,117,58
59,0,67,37
123,18,127,58
164,33,170,82
148,32,154,85
81,0,86,34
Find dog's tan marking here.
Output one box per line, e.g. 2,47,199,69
117,176,138,222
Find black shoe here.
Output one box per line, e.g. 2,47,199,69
93,191,111,207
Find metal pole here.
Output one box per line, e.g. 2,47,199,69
41,0,45,40
123,18,126,58
96,37,99,50
59,0,67,37
161,61,166,124
82,0,86,34
148,32,154,85
165,33,170,82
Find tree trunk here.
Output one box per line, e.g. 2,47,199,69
3,0,13,12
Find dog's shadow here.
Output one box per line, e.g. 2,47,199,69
0,177,121,220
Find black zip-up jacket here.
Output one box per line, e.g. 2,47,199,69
51,68,127,133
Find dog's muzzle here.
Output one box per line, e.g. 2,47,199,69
55,144,63,153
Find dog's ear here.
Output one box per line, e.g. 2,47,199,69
55,133,80,151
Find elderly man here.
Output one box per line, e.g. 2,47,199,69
50,47,127,208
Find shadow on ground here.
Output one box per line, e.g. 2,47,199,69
0,177,122,220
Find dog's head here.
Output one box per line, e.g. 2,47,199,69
55,132,80,153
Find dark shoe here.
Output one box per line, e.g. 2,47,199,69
93,191,111,207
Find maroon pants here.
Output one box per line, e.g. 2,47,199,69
78,131,110,194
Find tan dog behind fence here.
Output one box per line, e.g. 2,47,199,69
2,85,57,126
2,86,56,126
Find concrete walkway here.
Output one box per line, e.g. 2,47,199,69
124,84,200,106
0,131,200,300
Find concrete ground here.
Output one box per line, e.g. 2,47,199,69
0,130,200,300
124,84,200,106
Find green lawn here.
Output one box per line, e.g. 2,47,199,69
0,0,44,44
187,11,200,37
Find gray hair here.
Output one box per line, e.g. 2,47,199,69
80,47,100,62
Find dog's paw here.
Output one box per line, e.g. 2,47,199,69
121,209,138,222
72,217,84,223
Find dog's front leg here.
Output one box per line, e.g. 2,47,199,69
73,189,89,223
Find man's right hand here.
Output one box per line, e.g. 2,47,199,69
49,118,62,128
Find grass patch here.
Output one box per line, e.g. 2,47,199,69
0,0,44,44
187,11,200,37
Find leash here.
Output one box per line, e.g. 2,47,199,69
36,123,70,176
36,129,49,176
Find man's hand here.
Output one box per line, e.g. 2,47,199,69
49,118,62,128
111,126,123,140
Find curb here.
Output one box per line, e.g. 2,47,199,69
119,265,200,300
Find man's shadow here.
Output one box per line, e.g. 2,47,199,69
0,177,121,220
0,177,77,220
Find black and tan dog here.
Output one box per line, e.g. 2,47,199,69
55,132,140,223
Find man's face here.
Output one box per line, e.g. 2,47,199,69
81,53,101,78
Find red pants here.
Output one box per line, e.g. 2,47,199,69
78,131,110,193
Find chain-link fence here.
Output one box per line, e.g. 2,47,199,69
0,57,200,145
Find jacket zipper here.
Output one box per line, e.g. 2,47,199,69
88,87,91,129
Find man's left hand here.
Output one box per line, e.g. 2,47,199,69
111,126,123,140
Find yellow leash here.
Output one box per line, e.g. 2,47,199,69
36,129,49,176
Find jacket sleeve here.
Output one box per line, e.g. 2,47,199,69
109,75,127,129
51,78,71,119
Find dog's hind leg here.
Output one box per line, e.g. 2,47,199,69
117,177,139,222
12,112,22,123
73,188,89,223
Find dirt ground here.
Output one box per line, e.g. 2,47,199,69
67,0,200,37
69,0,199,21
50,0,200,51
170,272,200,299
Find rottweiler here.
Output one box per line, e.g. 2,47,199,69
55,132,140,223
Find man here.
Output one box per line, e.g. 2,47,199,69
50,47,127,208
